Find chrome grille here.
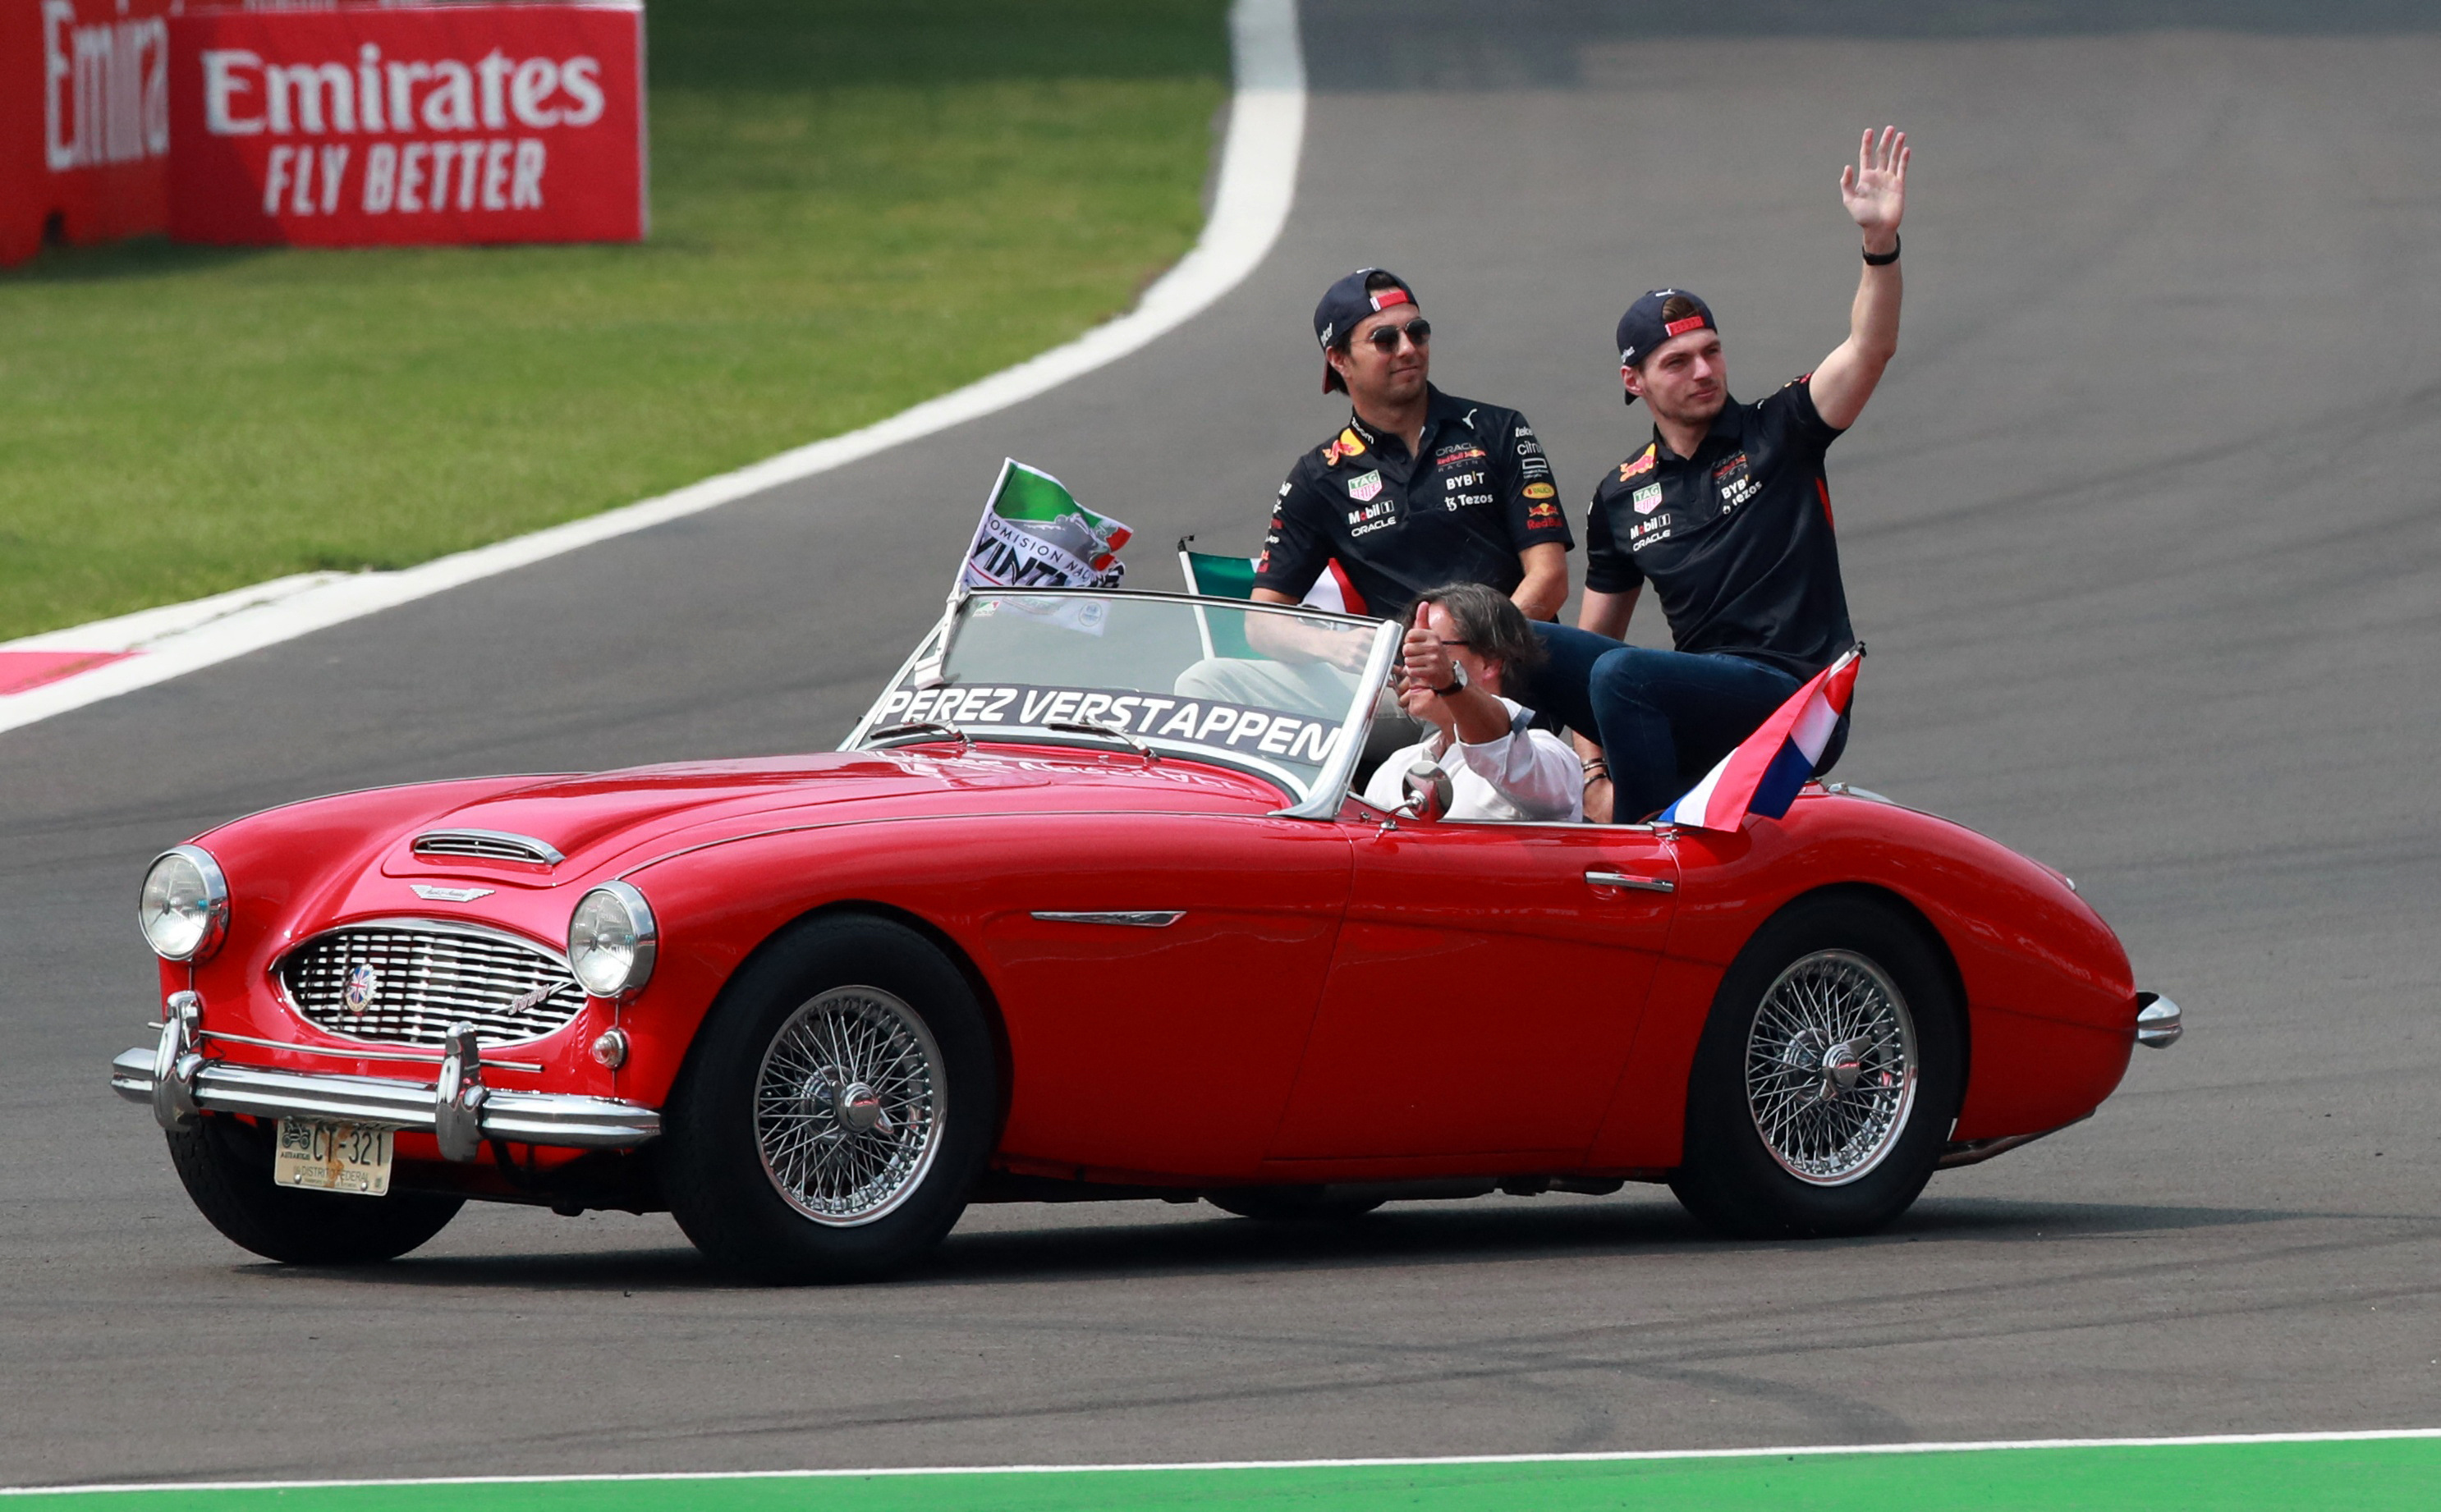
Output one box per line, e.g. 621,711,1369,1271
278,923,585,1047
411,829,563,866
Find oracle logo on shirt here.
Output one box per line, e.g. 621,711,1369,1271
167,2,643,248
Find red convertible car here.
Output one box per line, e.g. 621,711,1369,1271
112,589,2181,1282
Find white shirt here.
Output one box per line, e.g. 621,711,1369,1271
1361,696,1584,823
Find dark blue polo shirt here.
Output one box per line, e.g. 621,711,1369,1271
1255,386,1572,621
1584,374,1856,680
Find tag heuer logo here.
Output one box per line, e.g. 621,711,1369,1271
411,883,494,902
1346,470,1383,502
342,964,380,1013
1632,483,1663,514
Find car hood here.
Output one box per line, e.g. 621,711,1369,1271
374,746,1285,887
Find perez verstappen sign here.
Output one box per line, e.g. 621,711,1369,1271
167,0,644,248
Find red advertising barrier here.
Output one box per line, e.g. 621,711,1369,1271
167,0,645,248
0,0,177,266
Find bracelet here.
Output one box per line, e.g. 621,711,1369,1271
1863,235,1900,266
1581,759,1609,786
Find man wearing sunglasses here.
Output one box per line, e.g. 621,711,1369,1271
1244,268,1574,668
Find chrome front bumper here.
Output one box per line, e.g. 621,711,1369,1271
112,1013,660,1157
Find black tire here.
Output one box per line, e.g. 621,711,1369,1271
166,1115,463,1265
1670,892,1963,1239
1205,1187,1384,1222
663,914,998,1284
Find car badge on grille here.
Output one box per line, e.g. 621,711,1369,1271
342,964,381,1014
411,884,494,902
506,984,558,1014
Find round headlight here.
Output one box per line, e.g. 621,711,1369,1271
569,882,657,997
138,845,229,962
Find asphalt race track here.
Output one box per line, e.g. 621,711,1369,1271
5,1,2438,1488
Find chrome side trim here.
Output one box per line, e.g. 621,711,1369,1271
108,1050,661,1149
1585,868,1675,895
1939,1111,2092,1170
2135,991,2184,1049
1030,910,1186,928
411,828,566,867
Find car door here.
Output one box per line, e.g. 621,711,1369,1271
974,810,1355,1180
1267,815,1678,1163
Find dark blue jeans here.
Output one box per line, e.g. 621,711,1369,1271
1524,625,1845,822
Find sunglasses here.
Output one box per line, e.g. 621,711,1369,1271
1359,318,1433,353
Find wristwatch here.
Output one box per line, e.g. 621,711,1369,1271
1432,662,1469,698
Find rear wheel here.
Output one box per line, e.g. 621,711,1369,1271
167,1116,462,1265
1670,894,1962,1239
664,914,997,1284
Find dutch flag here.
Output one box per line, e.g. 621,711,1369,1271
1656,644,1864,831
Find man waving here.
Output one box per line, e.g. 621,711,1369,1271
1536,126,1910,822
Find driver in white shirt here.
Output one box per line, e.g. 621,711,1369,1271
1362,583,1585,823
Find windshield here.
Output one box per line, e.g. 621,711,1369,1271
844,589,1396,810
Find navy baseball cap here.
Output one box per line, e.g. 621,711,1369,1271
1615,288,1718,405
1315,267,1417,392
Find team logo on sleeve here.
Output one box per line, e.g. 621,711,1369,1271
1345,470,1384,502
1322,428,1369,465
1526,501,1562,525
1619,445,1657,483
1523,482,1557,501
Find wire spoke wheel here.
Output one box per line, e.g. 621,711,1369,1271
754,985,944,1226
1744,949,1918,1186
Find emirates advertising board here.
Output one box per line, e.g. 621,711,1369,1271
0,0,177,265
167,0,645,248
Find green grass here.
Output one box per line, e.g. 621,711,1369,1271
0,0,1229,641
23,1438,2441,1509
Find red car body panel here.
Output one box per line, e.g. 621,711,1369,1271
163,742,2141,1192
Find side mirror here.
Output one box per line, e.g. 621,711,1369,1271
1400,758,1455,824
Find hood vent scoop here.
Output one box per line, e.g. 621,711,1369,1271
412,828,566,867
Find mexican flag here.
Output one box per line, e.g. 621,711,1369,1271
958,460,1133,592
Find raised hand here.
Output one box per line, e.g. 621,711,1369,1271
1839,126,1908,245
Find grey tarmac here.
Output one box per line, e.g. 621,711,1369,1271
4,0,2438,1489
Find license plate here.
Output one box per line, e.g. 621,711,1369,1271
273,1118,394,1196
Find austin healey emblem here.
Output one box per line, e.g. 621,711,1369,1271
342,964,381,1014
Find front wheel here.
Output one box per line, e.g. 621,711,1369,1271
664,914,998,1284
1670,894,1963,1239
167,1116,463,1265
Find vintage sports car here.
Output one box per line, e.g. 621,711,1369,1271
112,589,2182,1282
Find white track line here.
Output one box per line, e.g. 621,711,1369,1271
6,1428,2436,1496
0,0,1305,740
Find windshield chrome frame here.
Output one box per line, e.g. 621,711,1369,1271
837,588,1397,815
